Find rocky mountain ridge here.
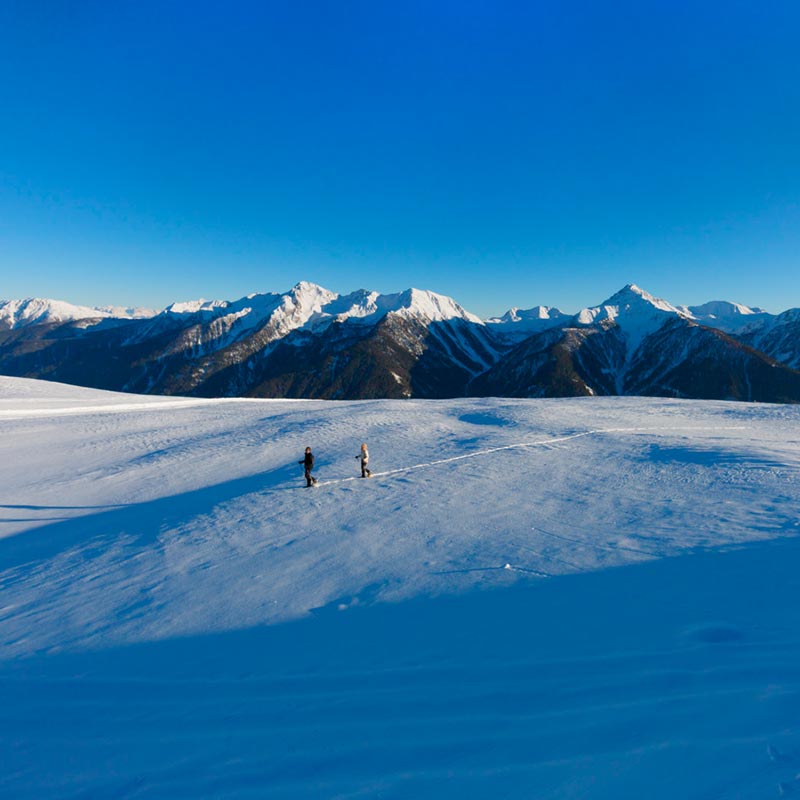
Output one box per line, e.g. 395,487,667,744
1,283,798,402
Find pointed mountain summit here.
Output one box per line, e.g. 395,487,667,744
603,283,673,307
571,284,686,356
576,283,681,325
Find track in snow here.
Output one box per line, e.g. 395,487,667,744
313,424,747,487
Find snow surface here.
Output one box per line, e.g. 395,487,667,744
2,377,800,798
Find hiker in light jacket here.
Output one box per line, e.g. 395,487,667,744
356,442,371,478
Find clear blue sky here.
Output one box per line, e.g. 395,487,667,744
1,1,799,317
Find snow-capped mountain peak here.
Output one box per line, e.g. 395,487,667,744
388,288,484,324
576,284,680,324
303,287,485,331
287,281,338,309
685,299,764,318
156,284,335,326
318,289,382,323
592,283,680,316
573,284,685,356
3,282,800,403
677,300,773,333
0,298,140,330
163,298,229,316
497,306,559,323
485,304,571,338
267,282,339,336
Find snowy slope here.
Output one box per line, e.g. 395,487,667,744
2,378,800,798
1,375,798,647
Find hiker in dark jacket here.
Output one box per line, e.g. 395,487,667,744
299,446,317,487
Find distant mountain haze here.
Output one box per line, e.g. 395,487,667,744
1,283,798,402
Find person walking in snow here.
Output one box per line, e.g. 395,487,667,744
299,446,317,487
356,442,371,478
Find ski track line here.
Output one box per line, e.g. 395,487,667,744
315,425,748,487
318,430,600,486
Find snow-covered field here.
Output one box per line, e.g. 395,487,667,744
2,376,799,798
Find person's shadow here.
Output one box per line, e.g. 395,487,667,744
0,464,297,573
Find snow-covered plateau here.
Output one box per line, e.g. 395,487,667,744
2,376,800,798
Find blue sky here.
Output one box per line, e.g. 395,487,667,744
1,1,799,317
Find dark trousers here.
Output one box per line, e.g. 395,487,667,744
361,463,371,478
305,469,315,487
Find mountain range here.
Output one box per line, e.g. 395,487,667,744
1,283,799,402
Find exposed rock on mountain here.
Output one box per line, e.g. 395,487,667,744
1,282,798,402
